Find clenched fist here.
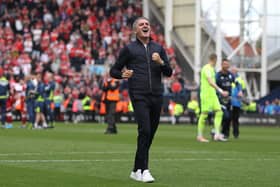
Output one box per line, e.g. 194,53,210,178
121,69,133,79
152,52,164,65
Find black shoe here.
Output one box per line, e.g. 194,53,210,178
43,125,55,129
223,135,229,139
112,129,118,134
104,130,117,135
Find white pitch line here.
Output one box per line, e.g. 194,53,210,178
0,158,278,163
0,151,132,157
0,150,279,157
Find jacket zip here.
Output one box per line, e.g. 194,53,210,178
145,44,152,92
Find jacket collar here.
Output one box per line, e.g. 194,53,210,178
136,37,153,46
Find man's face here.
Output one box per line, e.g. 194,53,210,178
231,67,238,75
210,58,217,67
135,18,151,39
222,60,230,71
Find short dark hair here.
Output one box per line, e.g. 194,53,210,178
132,17,150,31
222,58,228,62
209,53,217,62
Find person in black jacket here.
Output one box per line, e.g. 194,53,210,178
110,17,172,183
216,59,235,138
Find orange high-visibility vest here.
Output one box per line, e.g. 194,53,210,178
99,102,106,115
116,101,123,113
50,102,55,110
122,100,129,113
103,79,120,101
64,98,70,108
107,89,120,101
90,100,96,111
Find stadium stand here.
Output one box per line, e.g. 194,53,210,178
0,0,190,124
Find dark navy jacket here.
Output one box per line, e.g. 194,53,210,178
216,70,235,106
110,39,172,96
0,76,9,99
26,80,37,101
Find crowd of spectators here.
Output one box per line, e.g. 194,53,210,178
0,0,193,118
258,98,280,115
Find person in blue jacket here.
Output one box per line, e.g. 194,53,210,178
231,66,244,138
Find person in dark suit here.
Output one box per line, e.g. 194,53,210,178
110,17,172,183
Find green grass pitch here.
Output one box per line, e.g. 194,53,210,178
0,123,279,187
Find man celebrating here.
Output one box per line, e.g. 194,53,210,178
197,54,228,142
110,17,172,182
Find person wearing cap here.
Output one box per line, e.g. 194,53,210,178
0,68,9,128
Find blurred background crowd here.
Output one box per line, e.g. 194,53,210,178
0,0,278,127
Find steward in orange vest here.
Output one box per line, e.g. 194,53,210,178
102,78,120,134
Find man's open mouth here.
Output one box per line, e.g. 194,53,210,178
142,28,149,33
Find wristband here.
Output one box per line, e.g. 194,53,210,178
218,88,223,94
